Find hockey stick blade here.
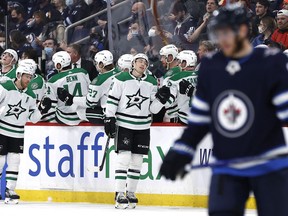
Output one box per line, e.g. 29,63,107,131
185,152,288,172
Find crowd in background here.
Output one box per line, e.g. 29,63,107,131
0,0,287,124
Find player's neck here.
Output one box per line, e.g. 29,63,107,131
14,79,24,90
230,41,253,59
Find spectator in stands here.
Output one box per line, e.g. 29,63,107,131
30,0,62,23
9,29,32,58
52,0,69,21
164,1,198,50
196,40,216,71
131,1,151,34
66,43,98,81
63,0,89,27
43,37,58,79
126,21,151,54
26,10,47,37
0,32,6,54
252,16,276,47
10,5,28,32
251,0,274,38
271,9,288,50
283,0,288,10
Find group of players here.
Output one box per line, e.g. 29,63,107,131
0,37,199,208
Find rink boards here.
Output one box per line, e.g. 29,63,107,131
5,122,264,208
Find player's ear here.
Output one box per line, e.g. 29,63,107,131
98,62,104,69
167,54,174,62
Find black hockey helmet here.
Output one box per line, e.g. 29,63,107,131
208,3,251,41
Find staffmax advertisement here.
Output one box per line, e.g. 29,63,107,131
16,124,213,195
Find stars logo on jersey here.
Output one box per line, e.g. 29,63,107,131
5,100,27,119
126,89,149,110
213,90,254,138
226,60,241,75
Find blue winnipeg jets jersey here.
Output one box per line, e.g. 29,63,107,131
178,48,288,176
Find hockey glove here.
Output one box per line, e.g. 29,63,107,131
104,117,116,138
155,86,171,104
179,79,194,97
57,87,73,106
159,143,194,180
38,97,52,114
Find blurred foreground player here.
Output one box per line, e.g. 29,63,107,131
105,53,170,209
160,3,288,216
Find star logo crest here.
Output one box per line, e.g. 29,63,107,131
5,100,26,119
126,89,149,110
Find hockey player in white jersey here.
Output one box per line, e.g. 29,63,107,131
117,54,134,72
168,50,198,124
43,51,90,125
105,53,170,209
0,49,18,82
0,63,51,203
57,50,120,123
159,44,180,122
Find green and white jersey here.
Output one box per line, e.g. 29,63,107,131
106,72,164,130
162,66,181,122
74,68,120,109
0,79,42,138
0,66,17,82
44,68,90,125
168,70,198,124
29,74,46,102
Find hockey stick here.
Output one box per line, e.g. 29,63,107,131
185,152,288,171
87,137,110,172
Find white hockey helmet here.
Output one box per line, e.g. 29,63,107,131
177,50,198,69
132,53,149,66
16,64,35,79
159,44,178,62
117,54,134,72
3,48,18,63
94,50,114,68
284,49,288,57
52,51,71,70
18,59,37,72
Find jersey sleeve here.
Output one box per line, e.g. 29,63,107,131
173,58,211,154
105,78,122,118
150,82,165,114
270,52,288,123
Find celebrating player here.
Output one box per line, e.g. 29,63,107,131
43,51,90,125
0,62,51,204
57,50,120,124
167,50,198,124
160,3,288,215
105,53,170,209
0,49,18,81
117,54,134,72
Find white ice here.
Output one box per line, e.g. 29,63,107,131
0,201,257,216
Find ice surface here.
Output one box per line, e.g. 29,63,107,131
0,201,257,216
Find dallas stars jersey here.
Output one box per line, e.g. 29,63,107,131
0,79,42,138
73,68,120,109
44,68,90,125
28,74,46,102
106,72,164,130
162,66,181,122
178,48,288,177
168,70,198,124
0,66,17,82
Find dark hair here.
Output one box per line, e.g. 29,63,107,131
172,1,187,14
11,6,25,16
256,0,270,8
261,16,276,33
22,48,38,62
67,43,81,55
9,29,27,47
44,37,57,46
